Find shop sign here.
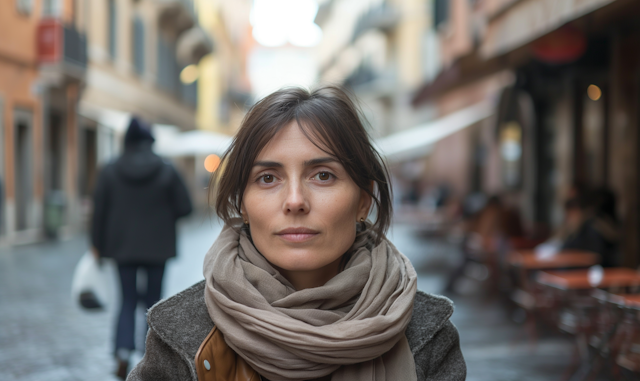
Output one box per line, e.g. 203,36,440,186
37,19,62,63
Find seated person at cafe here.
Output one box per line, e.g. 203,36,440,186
561,188,619,267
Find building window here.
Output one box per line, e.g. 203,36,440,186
157,34,179,95
108,0,117,59
16,0,34,15
181,80,198,107
433,0,449,30
132,16,145,75
42,0,62,17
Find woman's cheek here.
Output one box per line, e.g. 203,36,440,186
319,187,360,231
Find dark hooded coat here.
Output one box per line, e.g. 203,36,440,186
91,142,192,265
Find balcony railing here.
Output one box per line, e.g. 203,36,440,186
344,64,397,95
351,2,400,42
37,19,87,81
63,24,87,69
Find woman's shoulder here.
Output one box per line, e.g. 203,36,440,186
408,292,466,380
406,291,456,352
146,280,213,359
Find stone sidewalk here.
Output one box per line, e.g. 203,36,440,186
0,236,120,381
0,215,223,381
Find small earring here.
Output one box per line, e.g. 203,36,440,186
244,219,249,225
360,217,364,222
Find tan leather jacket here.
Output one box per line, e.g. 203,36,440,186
195,326,260,381
195,326,332,381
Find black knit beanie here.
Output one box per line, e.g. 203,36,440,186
124,117,155,146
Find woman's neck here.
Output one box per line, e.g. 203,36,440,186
276,256,342,290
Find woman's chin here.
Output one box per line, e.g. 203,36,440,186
272,259,328,273
267,252,338,274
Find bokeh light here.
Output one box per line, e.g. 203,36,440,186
250,0,322,47
204,154,221,173
180,64,199,84
587,84,602,101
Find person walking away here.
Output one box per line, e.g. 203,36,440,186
91,117,193,379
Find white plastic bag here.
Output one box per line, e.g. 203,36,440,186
71,251,114,310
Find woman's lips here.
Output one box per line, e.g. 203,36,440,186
275,228,319,243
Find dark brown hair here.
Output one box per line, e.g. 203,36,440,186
212,85,392,242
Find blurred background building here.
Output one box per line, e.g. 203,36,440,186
1,0,639,265
2,0,639,267
1,0,215,245
410,0,640,269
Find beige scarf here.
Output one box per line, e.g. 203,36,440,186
203,221,418,381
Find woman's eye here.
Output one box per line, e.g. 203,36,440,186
262,174,275,183
314,172,333,181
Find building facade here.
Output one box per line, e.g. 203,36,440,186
0,0,212,245
412,0,640,267
0,0,81,244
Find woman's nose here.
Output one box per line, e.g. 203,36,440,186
283,180,309,214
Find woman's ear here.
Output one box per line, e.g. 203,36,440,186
357,183,373,220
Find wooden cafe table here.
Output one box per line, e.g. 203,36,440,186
508,250,600,271
534,268,640,331
616,294,640,308
566,291,640,379
537,268,640,291
506,251,601,345
536,269,640,381
507,250,600,306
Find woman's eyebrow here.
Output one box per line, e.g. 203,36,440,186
304,157,338,166
253,161,283,168
252,157,337,168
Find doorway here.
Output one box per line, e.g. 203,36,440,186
80,127,97,197
14,109,33,231
47,111,65,193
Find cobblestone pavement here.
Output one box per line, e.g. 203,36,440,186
0,215,606,380
0,235,119,381
0,215,223,381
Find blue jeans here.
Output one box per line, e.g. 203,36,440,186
115,263,165,357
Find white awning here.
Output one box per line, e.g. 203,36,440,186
375,101,494,163
79,103,233,158
153,129,233,157
78,102,131,132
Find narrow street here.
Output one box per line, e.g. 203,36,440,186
1,214,578,381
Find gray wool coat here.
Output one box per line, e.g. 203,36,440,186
128,281,466,381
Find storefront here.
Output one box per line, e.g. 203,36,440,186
412,0,640,266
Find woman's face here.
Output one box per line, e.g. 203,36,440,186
242,122,371,289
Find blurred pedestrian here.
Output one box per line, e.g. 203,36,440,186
561,187,619,267
91,117,192,379
444,195,509,293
